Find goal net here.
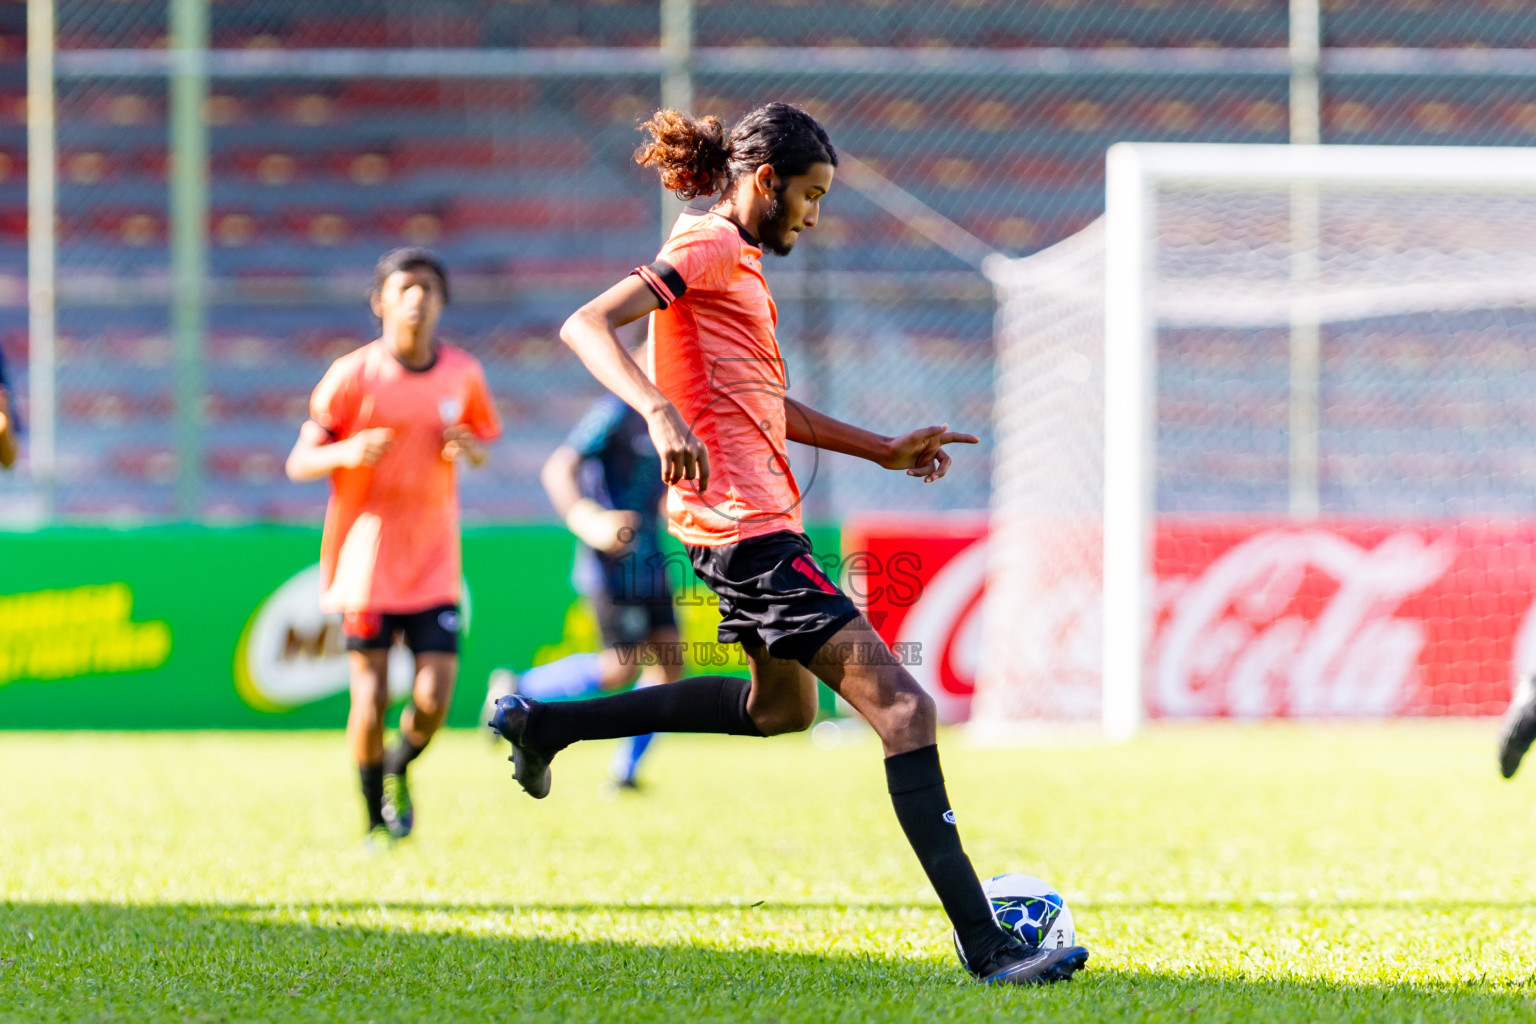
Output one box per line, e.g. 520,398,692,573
975,143,1536,741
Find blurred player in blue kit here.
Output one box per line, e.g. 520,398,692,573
485,388,681,789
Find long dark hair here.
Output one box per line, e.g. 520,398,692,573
634,102,837,200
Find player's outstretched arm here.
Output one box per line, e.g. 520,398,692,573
560,276,710,491
0,388,16,469
784,397,978,484
284,425,393,482
541,445,638,556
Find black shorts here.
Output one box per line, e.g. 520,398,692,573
587,548,677,647
592,588,677,647
343,604,461,654
687,531,860,667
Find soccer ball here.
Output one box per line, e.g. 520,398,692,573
954,874,1076,967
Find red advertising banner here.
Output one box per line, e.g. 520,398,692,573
842,515,990,723
1154,520,1534,718
844,517,1533,721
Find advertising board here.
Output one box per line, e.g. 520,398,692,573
844,517,1531,721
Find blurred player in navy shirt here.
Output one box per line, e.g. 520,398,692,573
485,391,680,789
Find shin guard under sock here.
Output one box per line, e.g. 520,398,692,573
359,763,386,830
383,733,425,778
885,744,1009,967
528,675,761,753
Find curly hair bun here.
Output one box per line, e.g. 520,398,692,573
634,110,731,200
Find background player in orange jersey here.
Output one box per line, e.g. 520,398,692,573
0,339,18,470
490,104,1088,985
286,247,501,849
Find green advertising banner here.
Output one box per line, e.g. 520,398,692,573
0,525,839,729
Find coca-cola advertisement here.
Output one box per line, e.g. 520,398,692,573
841,515,990,723
1155,521,1532,718
844,516,1533,722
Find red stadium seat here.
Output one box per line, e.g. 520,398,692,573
59,389,171,423
108,447,178,483
211,209,263,247
447,196,647,234
335,80,540,115
296,329,370,362
61,208,166,247
376,207,451,245
0,148,24,184
276,208,353,245
0,206,25,242
392,136,590,173
206,446,288,483
284,16,392,49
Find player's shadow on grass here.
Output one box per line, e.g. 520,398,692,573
3,902,1531,1023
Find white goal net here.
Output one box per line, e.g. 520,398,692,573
976,144,1536,740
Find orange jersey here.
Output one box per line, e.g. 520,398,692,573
635,209,799,547
305,340,502,614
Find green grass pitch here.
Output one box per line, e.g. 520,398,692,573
4,723,1536,1022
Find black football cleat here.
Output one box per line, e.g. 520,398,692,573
488,694,553,799
971,939,1089,986
1499,675,1536,779
481,668,520,732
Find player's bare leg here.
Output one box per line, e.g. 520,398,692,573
804,617,1089,984
383,652,456,838
739,645,819,736
347,650,392,847
803,620,933,755
402,652,455,742
347,650,391,766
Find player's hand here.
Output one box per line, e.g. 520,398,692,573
602,509,642,555
441,425,487,465
647,405,710,493
566,499,640,555
878,423,979,483
0,388,9,435
343,427,393,468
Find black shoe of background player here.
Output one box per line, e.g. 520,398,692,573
489,694,553,799
970,939,1089,986
1498,675,1536,779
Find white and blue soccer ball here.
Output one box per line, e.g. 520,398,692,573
954,874,1076,967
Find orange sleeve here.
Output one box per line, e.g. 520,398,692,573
463,361,503,442
657,226,736,294
309,358,360,439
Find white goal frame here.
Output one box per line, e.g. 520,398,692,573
1102,142,1536,741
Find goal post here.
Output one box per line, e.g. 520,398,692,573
1102,142,1156,743
977,142,1536,742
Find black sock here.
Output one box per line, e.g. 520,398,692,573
528,675,761,753
885,744,1009,968
359,763,385,830
383,732,426,778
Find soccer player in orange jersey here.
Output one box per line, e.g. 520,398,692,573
0,340,18,470
286,247,501,849
489,104,1088,985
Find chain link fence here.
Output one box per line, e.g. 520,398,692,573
7,1,1536,524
